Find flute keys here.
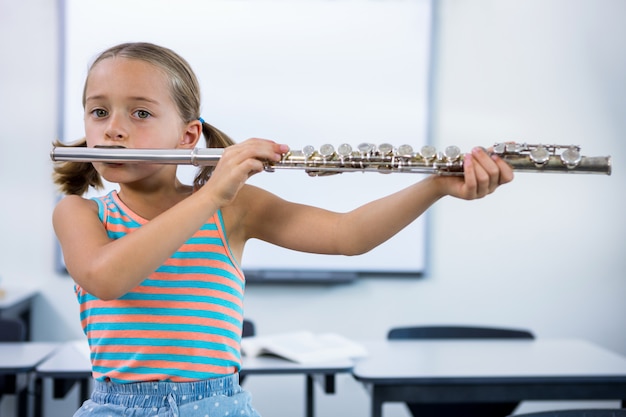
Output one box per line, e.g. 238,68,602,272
443,145,462,162
420,145,437,160
506,142,524,153
493,143,506,154
378,143,394,155
337,143,353,157
287,149,305,160
319,144,335,159
397,144,414,156
561,146,582,168
493,142,526,155
357,143,376,155
530,145,550,166
302,145,315,159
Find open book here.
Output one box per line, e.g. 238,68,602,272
240,331,368,364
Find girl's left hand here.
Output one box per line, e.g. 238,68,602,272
434,147,514,200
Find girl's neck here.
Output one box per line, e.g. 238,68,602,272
117,179,193,220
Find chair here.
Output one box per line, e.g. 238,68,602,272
508,409,626,417
0,317,26,342
0,318,27,402
242,319,255,339
388,325,533,340
387,324,535,417
240,319,255,385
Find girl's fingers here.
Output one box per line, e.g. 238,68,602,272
462,153,478,197
471,147,503,195
492,154,515,185
237,138,288,163
439,146,514,201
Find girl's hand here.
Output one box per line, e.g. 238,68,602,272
203,138,289,207
434,147,514,200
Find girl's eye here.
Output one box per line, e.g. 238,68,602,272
135,110,151,119
91,109,108,118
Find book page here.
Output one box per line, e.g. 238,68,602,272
241,331,367,363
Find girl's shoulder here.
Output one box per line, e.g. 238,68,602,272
52,194,103,239
53,194,100,218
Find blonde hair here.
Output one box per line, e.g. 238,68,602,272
53,42,235,195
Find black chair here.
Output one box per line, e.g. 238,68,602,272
0,318,27,403
387,324,535,417
388,325,534,340
508,409,626,417
242,319,255,339
240,319,255,385
0,317,26,342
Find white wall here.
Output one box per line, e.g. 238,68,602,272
1,0,624,416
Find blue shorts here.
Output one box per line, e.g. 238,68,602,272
73,374,261,417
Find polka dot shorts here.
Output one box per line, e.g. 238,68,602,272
73,374,260,417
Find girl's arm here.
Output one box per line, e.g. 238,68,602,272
53,192,224,300
53,139,286,300
241,147,513,256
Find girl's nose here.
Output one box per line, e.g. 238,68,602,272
104,113,128,141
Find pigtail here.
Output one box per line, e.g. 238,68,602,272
194,121,236,189
52,138,103,195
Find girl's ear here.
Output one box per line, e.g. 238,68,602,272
178,120,202,149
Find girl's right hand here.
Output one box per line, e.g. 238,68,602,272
204,138,289,207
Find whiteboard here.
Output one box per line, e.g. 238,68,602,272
61,0,434,281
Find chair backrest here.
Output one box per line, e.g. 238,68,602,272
242,319,255,338
509,409,626,417
0,318,26,342
239,319,255,385
387,325,534,340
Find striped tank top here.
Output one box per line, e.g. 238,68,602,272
76,190,245,383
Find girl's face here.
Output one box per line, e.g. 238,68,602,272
84,56,185,149
83,57,197,184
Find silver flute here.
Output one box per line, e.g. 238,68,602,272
50,142,612,176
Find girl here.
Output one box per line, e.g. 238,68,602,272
52,42,514,417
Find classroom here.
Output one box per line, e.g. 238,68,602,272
1,0,625,416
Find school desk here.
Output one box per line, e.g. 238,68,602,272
352,338,626,417
0,342,59,417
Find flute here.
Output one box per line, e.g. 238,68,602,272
50,142,612,176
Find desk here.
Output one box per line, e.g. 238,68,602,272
0,288,38,340
34,341,91,417
242,355,353,417
352,339,626,417
0,342,60,417
36,341,353,417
